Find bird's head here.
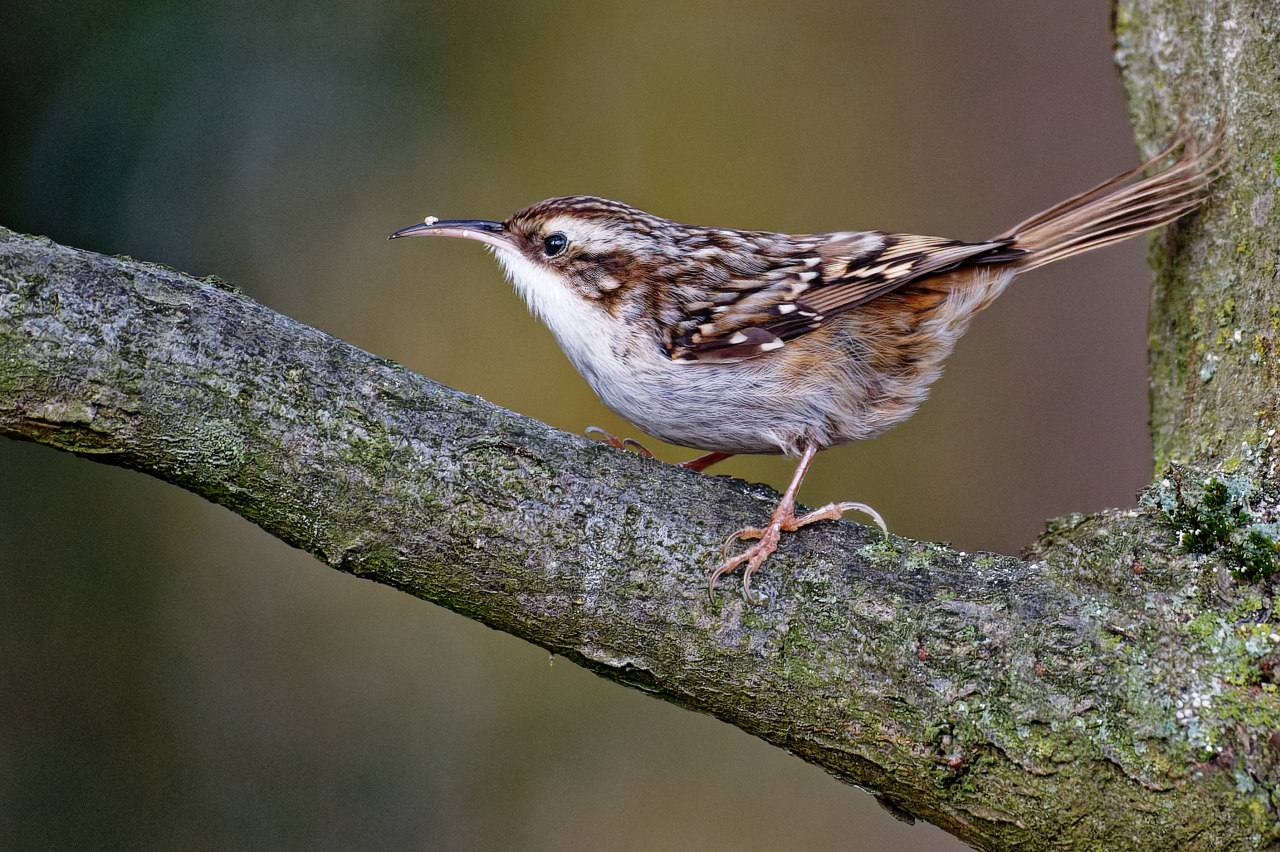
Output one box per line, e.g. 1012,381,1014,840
390,196,694,310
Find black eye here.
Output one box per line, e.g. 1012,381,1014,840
542,232,569,257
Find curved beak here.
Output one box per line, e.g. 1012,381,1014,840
388,218,513,252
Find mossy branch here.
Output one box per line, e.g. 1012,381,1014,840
2,220,1278,849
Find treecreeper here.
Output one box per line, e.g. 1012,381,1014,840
391,127,1222,603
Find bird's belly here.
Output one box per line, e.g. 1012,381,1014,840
568,314,962,456
576,349,922,456
595,376,829,455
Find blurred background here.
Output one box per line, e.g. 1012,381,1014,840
1,1,1155,849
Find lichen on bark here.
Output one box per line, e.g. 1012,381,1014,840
1116,0,1280,478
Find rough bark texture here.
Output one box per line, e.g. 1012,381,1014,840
1,203,1278,849
1,9,1279,847
1115,0,1280,473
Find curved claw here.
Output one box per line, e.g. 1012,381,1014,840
585,427,655,458
585,426,619,447
720,526,763,558
834,502,889,538
706,553,746,602
708,535,777,603
620,437,654,456
788,501,888,537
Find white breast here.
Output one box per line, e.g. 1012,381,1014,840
492,248,627,388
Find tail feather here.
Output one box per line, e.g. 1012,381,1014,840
999,125,1225,272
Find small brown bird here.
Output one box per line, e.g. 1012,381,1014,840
392,129,1220,602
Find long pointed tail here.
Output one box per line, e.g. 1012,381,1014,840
998,125,1225,271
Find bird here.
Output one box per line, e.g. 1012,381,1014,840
391,127,1221,603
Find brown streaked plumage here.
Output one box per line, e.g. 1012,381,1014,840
391,126,1224,603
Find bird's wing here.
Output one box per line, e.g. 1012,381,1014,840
668,231,1019,363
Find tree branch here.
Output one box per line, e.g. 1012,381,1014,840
2,216,1277,849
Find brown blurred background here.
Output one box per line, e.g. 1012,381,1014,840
1,2,1154,849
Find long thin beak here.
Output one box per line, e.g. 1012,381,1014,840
388,218,513,252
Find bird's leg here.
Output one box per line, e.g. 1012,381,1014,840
708,439,886,604
587,428,733,472
679,451,734,472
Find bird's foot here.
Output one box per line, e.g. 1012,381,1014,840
586,426,655,458
586,428,733,472
708,500,887,604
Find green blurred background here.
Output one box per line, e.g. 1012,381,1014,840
1,2,1155,849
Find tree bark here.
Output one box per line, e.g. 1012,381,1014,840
1116,0,1280,473
2,7,1279,848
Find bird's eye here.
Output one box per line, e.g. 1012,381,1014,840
542,232,569,258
